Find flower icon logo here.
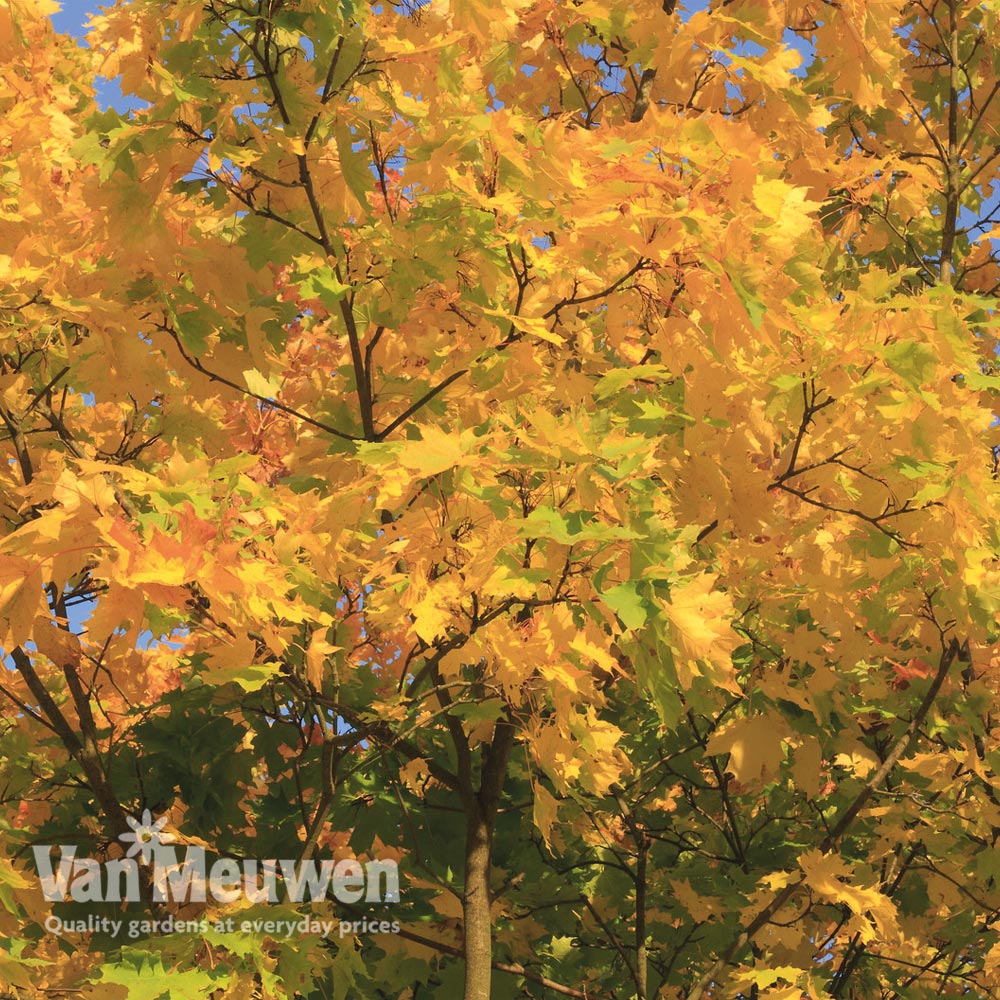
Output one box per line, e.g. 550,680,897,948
118,810,175,863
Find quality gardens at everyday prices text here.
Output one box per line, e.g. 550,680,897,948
44,914,401,940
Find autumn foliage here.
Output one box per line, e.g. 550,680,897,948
3,0,1000,998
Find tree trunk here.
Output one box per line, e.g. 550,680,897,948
460,718,516,1000
463,806,495,1000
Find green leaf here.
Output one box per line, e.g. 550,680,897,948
449,698,505,722
601,582,649,631
633,640,682,728
728,270,766,328
94,952,223,1000
197,663,277,692
335,126,375,207
171,308,214,355
600,138,636,159
243,368,281,398
593,365,672,401
881,341,937,390
521,507,635,544
299,265,352,307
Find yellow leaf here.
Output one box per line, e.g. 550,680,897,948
663,575,740,690
760,987,803,1000
31,618,81,669
305,628,340,689
705,714,787,785
0,556,42,650
669,878,718,922
205,632,258,672
483,309,565,345
569,633,618,675
0,856,29,890
790,735,824,797
759,870,798,891
127,532,190,586
984,939,1000,977
392,91,427,119
396,426,475,477
15,0,59,14
532,783,560,851
273,131,306,157
243,368,281,398
799,850,899,943
406,578,459,644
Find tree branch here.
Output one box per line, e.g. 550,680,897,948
685,637,964,1000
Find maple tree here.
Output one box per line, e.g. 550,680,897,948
3,0,1000,998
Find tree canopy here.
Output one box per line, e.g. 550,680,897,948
3,0,1000,998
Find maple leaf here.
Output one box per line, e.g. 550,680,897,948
704,713,788,786
663,575,741,691
798,850,900,944
0,557,42,650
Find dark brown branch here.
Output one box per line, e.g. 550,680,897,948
11,647,129,838
161,322,359,441
542,258,647,320
377,369,469,440
23,366,70,417
630,68,657,123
